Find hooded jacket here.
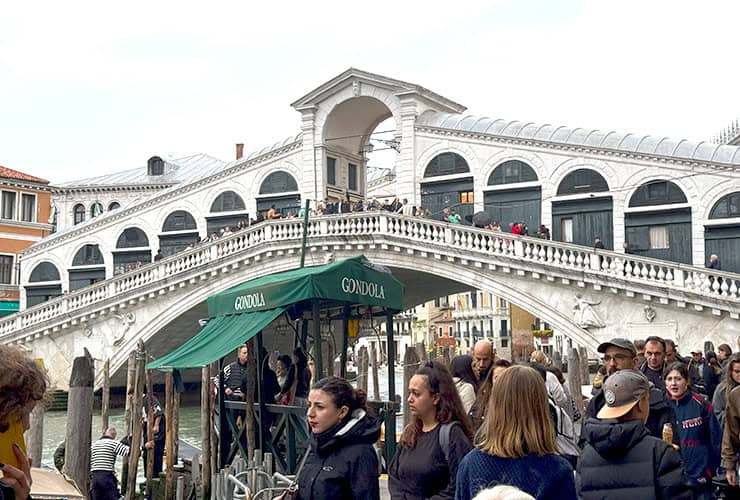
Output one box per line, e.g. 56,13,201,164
583,385,671,442
577,418,692,499
297,409,381,500
668,390,722,481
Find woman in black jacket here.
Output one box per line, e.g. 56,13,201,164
296,376,381,500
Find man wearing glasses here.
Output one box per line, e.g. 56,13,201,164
583,338,672,439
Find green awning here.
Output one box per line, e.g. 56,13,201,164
147,307,286,370
207,255,404,316
147,256,404,371
0,301,19,315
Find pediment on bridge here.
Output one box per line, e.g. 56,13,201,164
290,67,467,114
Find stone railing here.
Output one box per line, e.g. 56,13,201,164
3,212,740,341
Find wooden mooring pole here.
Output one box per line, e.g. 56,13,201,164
101,358,111,430
568,348,585,415
26,404,44,469
403,346,420,428
371,343,380,401
126,341,146,500
201,366,212,498
63,349,94,494
121,351,136,495
165,371,175,500
357,346,368,394
145,370,155,498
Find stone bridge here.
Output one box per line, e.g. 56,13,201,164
2,212,739,389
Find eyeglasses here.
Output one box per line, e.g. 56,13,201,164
603,353,633,363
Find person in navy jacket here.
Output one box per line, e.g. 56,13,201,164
664,362,722,496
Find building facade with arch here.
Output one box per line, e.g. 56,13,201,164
19,68,740,309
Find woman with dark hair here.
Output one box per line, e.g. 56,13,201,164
293,348,312,407
0,345,48,500
713,352,740,428
297,376,381,499
472,359,511,430
456,365,576,500
389,361,473,499
664,362,721,496
449,355,477,413
702,352,721,401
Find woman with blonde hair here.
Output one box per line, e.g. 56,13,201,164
455,365,576,500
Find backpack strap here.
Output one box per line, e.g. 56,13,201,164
438,421,459,464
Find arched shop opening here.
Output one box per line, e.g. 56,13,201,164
256,172,301,217
484,160,541,231
625,180,691,264
705,191,740,272
552,169,612,248
113,227,151,275
69,244,106,291
159,210,199,257
25,262,62,307
206,191,249,233
420,152,474,221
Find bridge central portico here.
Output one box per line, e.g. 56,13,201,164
2,212,739,389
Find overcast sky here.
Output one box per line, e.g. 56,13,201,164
1,0,738,184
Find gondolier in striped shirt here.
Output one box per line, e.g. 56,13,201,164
90,427,130,500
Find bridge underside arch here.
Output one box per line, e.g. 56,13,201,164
105,251,599,385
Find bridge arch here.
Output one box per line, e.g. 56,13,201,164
108,249,600,381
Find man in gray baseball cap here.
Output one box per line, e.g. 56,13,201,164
577,370,691,499
584,337,672,441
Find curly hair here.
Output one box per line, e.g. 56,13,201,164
0,345,49,432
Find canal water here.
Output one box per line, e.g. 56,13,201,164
40,366,405,473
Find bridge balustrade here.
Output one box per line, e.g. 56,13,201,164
3,212,740,342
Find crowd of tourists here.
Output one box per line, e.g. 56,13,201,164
5,333,740,499
283,336,740,499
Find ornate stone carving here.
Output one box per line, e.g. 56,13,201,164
644,305,656,323
573,294,605,329
352,80,361,96
112,312,136,347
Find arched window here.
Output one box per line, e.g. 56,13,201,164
259,172,298,195
29,262,60,282
108,201,121,211
423,153,470,178
556,169,609,196
628,180,687,208
162,211,197,232
210,191,246,212
90,202,103,218
488,160,538,185
116,227,150,248
710,192,740,219
73,204,85,225
72,244,104,266
148,156,165,176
